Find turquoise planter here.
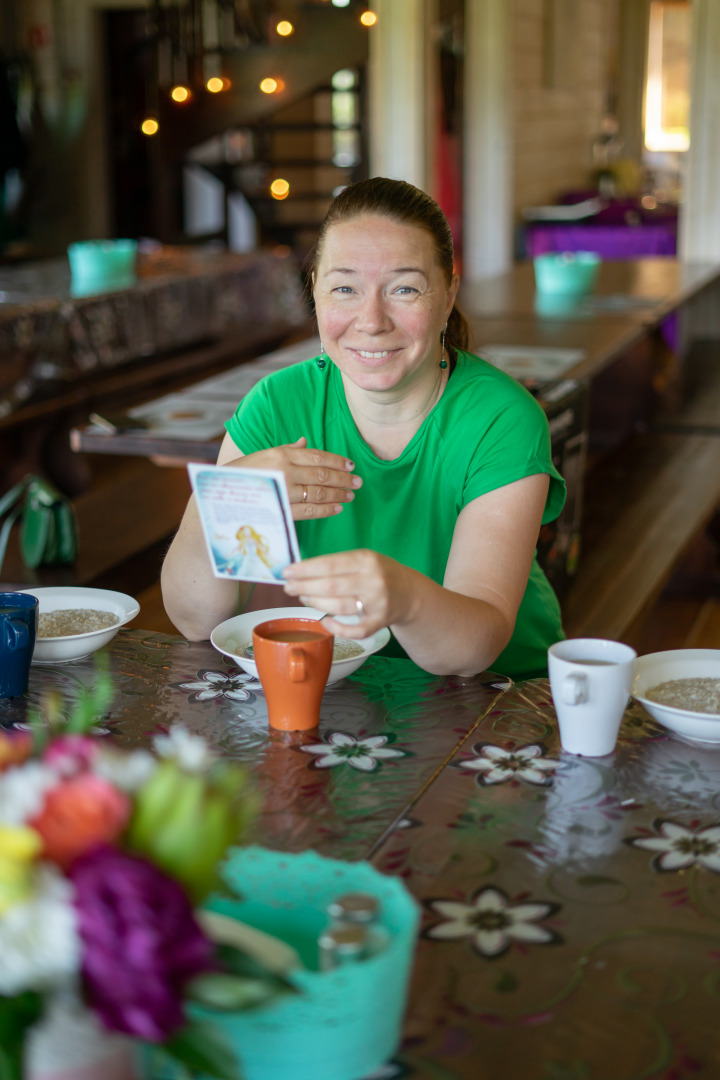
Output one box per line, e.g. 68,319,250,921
67,239,138,296
144,846,420,1080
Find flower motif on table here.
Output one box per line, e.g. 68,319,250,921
625,818,720,873
457,742,564,787
425,885,562,959
171,668,260,704
299,731,408,773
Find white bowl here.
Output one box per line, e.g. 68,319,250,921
21,586,140,664
632,649,720,744
211,607,391,686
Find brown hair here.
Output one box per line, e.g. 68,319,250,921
308,177,468,353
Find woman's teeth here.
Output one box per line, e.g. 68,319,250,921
358,350,389,359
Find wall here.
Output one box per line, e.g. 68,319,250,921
512,0,619,215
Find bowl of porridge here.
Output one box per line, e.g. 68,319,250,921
211,607,391,685
20,586,140,664
633,649,720,743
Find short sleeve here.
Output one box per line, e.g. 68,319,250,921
460,378,566,525
225,377,281,454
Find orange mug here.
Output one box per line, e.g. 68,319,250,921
252,617,334,731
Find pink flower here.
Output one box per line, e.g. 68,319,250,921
29,774,131,870
43,735,99,777
70,846,214,1040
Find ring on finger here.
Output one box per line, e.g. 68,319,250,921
302,486,308,503
355,598,365,616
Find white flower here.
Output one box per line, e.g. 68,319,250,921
300,732,407,772
0,762,57,826
627,819,720,873
176,669,259,702
94,747,157,792
153,725,215,773
0,865,81,995
427,886,560,958
458,743,563,786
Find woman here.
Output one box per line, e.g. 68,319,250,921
162,178,566,678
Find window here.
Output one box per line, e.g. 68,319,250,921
644,0,690,152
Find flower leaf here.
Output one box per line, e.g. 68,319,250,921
187,971,294,1012
162,1018,243,1080
0,991,43,1080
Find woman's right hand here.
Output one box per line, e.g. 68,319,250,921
221,436,362,520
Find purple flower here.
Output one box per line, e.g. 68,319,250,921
70,845,214,1041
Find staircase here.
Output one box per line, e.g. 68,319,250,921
105,2,371,257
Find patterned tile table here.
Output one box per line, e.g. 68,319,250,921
372,680,720,1079
4,631,718,1077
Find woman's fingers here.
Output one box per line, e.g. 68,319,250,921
235,440,362,521
283,551,394,633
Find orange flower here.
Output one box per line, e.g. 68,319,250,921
30,774,131,870
0,731,33,772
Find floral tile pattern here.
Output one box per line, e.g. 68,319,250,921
625,818,720,873
171,667,260,703
425,885,562,958
299,731,409,772
456,741,565,786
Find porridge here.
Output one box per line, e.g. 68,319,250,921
645,676,720,714
38,609,120,638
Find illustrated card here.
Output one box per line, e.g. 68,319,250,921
188,463,300,583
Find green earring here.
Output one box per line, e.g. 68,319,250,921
439,327,448,369
317,342,326,370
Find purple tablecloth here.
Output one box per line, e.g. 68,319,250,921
525,223,677,259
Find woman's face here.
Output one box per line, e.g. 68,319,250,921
313,214,459,395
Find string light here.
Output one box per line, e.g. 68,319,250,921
360,10,377,25
206,76,224,93
270,178,290,200
170,84,191,103
141,117,159,136
276,20,294,36
260,77,279,94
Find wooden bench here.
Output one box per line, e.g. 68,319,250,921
563,427,720,641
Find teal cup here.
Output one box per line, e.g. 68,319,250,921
0,591,38,697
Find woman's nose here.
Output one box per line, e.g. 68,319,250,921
354,292,392,332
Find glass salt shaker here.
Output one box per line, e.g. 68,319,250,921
318,923,369,971
326,892,390,957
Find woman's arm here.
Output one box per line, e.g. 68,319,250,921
161,433,363,640
281,472,550,676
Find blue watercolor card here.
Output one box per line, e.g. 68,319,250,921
188,463,300,584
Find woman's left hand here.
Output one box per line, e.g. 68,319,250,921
282,549,412,638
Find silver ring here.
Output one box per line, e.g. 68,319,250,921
355,598,365,616
302,486,308,503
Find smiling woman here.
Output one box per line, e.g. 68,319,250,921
161,178,567,680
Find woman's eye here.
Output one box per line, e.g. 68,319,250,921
332,286,355,295
394,286,418,296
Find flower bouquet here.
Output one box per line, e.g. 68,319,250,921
0,666,293,1080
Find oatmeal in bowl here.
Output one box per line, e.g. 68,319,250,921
633,649,720,743
21,586,140,664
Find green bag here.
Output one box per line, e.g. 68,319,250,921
0,474,78,574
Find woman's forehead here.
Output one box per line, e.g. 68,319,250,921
318,214,437,266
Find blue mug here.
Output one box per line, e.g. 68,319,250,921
0,592,38,698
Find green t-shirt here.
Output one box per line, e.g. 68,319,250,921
225,349,566,679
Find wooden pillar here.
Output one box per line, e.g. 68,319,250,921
462,0,513,282
617,0,651,165
367,0,437,192
680,0,720,262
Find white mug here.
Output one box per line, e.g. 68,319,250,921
548,638,637,757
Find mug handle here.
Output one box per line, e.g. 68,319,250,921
561,672,588,705
289,647,306,683
6,619,30,652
